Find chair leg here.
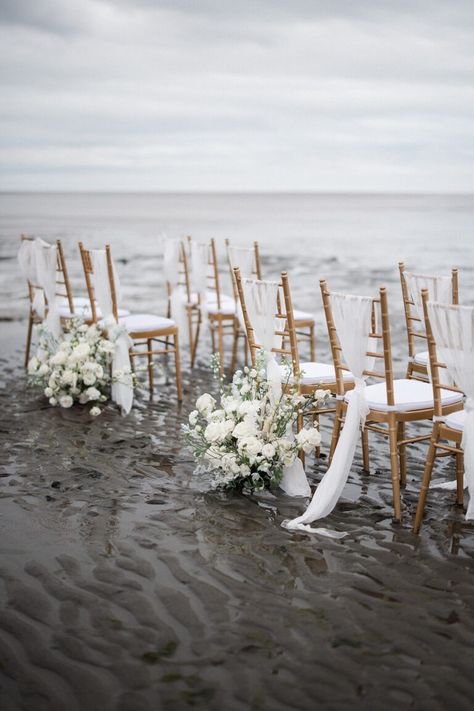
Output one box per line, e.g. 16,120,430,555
398,421,407,488
24,312,34,369
173,331,183,402
147,338,154,392
230,318,239,374
388,414,402,522
361,427,370,472
309,324,315,362
217,318,225,376
186,307,194,365
191,310,201,369
297,410,305,466
413,424,439,533
329,400,344,464
455,451,464,507
313,410,321,458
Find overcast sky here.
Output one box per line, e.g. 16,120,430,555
1,0,474,192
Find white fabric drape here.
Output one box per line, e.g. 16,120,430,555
240,277,310,497
91,250,133,415
241,278,282,399
228,245,256,329
405,272,452,322
190,241,209,322
18,239,46,317
428,301,474,518
285,293,374,535
34,238,61,338
405,272,453,384
163,237,188,346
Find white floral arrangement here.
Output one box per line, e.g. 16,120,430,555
28,319,121,416
183,354,330,492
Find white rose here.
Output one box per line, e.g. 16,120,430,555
232,419,256,439
204,422,224,443
209,409,225,422
241,436,262,457
222,396,239,413
79,392,89,404
71,342,90,361
240,382,251,395
90,406,101,417
221,453,240,474
94,364,104,379
83,372,96,386
50,350,67,366
44,387,53,397
59,395,73,408
37,363,50,376
238,400,260,417
314,388,330,401
296,427,321,453
85,386,100,401
49,397,57,406
196,393,215,415
61,369,76,386
99,340,115,354
188,410,199,426
27,356,39,374
249,369,257,379
261,443,276,459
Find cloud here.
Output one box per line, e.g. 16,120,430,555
0,0,474,191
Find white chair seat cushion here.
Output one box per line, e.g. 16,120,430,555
413,350,429,366
189,291,234,306
60,302,130,319
118,314,175,333
346,378,463,413
444,409,465,431
294,309,314,323
208,301,236,315
280,361,354,385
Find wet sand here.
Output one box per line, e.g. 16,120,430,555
1,321,474,711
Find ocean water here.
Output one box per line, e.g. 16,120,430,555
1,191,473,365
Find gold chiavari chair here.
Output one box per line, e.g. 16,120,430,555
323,281,463,521
19,235,44,368
19,235,83,365
165,240,202,367
413,290,466,533
226,238,316,363
79,242,183,400
399,262,458,381
187,238,238,374
234,268,350,462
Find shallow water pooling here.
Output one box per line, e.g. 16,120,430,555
0,325,473,711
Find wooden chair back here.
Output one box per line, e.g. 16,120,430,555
399,262,458,363
421,289,463,419
79,242,120,322
20,235,74,313
78,242,98,322
320,280,391,400
233,267,299,375
225,239,262,301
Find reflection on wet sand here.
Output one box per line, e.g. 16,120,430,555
1,324,473,710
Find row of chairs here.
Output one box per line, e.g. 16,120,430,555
231,267,467,532
18,235,467,531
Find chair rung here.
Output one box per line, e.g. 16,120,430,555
435,442,463,454
398,434,431,446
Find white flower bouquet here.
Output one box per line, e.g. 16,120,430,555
183,354,330,492
28,319,121,416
